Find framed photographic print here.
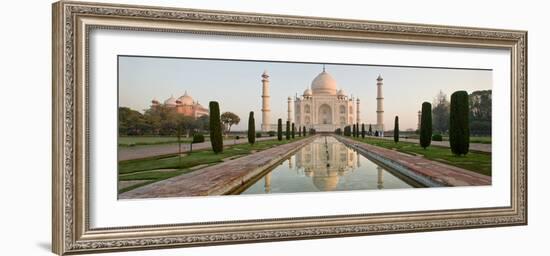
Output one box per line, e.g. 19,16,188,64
52,1,527,255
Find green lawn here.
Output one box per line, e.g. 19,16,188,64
350,137,491,176
118,136,193,147
468,136,492,144
439,135,491,144
118,136,307,193
118,135,261,147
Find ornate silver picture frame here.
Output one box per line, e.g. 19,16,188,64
52,1,527,255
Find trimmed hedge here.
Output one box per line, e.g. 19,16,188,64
419,102,432,149
209,101,223,153
449,91,470,155
277,119,283,141
192,134,205,143
286,121,291,140
247,111,255,144
344,125,351,136
394,116,399,143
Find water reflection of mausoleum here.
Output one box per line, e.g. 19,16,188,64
294,137,360,191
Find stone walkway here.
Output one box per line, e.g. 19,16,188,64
372,136,491,153
119,137,276,161
337,136,491,186
119,136,317,199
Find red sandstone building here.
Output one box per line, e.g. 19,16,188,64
151,91,209,118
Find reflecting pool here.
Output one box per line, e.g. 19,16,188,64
239,136,418,195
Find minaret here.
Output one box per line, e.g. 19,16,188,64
356,98,361,124
376,75,384,135
417,110,422,130
287,96,293,123
261,71,270,132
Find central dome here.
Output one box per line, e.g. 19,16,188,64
178,91,194,105
311,71,338,95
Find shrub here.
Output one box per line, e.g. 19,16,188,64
277,119,283,141
268,130,276,137
209,101,223,153
256,132,262,138
247,111,255,144
192,134,205,143
450,91,470,155
419,102,432,149
432,134,443,141
335,128,342,135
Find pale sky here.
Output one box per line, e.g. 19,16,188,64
119,56,492,131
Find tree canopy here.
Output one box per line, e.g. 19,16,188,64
220,112,241,134
118,106,209,136
432,90,450,134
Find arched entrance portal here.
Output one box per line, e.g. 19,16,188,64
318,104,332,125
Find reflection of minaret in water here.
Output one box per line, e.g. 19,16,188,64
377,166,384,189
356,151,361,168
264,173,272,193
324,136,330,168
288,156,293,169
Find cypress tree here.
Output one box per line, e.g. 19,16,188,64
247,111,255,145
394,116,399,143
369,124,372,135
420,102,432,149
449,91,470,155
286,121,290,140
209,101,223,153
303,126,306,136
298,125,302,137
361,123,365,138
352,124,356,137
277,119,283,141
291,123,295,139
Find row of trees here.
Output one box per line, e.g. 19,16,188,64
339,123,378,137
209,103,311,154
430,90,491,136
119,105,246,137
274,119,308,141
119,106,210,136
419,91,470,155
